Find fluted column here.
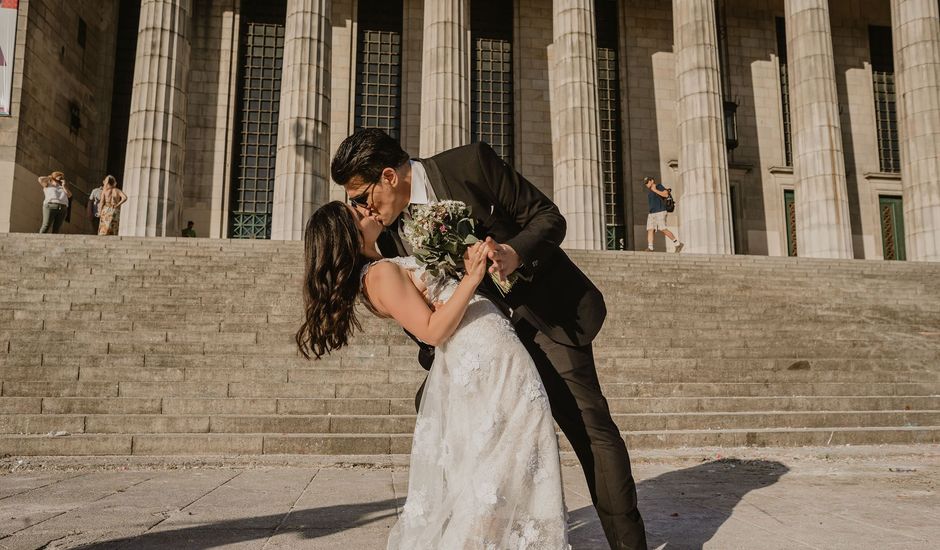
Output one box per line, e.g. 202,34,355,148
271,0,331,240
120,0,192,237
419,0,470,156
548,0,605,250
892,0,940,261
673,0,733,254
785,0,854,258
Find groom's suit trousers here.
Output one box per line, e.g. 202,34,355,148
515,319,648,550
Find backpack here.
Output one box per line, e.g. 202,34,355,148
664,189,676,213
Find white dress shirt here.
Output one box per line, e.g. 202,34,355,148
409,159,437,206
400,160,437,252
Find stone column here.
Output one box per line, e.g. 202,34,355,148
271,0,331,241
785,0,854,258
891,0,940,261
419,0,470,157
120,0,192,237
548,0,605,250
673,0,733,254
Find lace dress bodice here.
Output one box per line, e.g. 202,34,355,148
360,256,464,303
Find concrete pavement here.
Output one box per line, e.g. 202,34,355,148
0,445,937,549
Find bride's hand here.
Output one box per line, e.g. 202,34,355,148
463,243,488,286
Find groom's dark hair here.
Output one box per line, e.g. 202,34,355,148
331,128,410,186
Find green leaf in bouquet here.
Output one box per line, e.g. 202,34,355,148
444,241,459,255
463,234,479,246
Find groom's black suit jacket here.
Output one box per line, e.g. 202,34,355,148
378,142,606,366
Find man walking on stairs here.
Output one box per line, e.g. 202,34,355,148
644,176,684,253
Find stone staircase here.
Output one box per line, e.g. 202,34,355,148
0,233,938,456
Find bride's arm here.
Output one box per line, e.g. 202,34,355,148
364,245,488,347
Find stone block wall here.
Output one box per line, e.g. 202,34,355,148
400,0,423,159
4,0,119,234
831,0,896,260
721,0,782,256
621,0,677,250
513,0,553,199
183,0,238,238
328,0,354,203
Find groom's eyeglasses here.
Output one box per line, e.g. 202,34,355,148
348,182,377,210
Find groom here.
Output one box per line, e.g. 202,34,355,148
332,128,647,550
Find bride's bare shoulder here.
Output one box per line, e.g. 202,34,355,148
362,260,416,314
362,260,410,292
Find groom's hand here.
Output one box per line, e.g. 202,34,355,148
484,237,520,281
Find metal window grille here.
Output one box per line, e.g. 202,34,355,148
472,37,513,163
776,17,793,167
229,18,284,239
780,64,793,167
784,190,797,257
598,47,625,250
355,29,402,140
873,71,900,173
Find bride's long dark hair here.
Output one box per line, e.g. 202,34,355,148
296,201,370,360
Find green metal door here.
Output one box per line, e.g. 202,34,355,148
879,196,906,261
784,190,797,257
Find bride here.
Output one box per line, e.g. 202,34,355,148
296,201,569,549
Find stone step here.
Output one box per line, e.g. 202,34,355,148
3,394,938,417
1,365,936,387
4,426,940,456
5,268,932,285
2,234,938,456
3,325,935,344
2,380,939,399
4,409,937,435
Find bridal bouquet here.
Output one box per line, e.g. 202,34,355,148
404,200,515,295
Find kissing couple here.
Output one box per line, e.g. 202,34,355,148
297,129,647,549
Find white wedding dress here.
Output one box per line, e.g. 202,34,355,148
361,257,569,549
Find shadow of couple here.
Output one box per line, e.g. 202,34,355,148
76,458,788,549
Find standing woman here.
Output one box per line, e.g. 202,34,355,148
97,175,127,236
38,171,72,234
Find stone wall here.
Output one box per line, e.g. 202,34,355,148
831,0,896,260
183,0,238,238
327,0,354,203
4,0,119,234
400,0,423,159
621,0,677,250
720,1,780,256
513,0,553,199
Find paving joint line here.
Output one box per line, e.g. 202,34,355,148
261,468,320,549
138,469,244,535
0,474,153,542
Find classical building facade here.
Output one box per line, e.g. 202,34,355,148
1,0,939,260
